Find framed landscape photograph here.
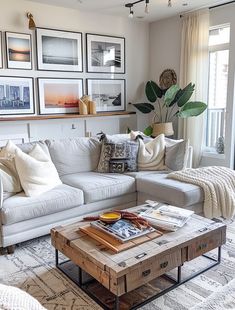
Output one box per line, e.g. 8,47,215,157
87,79,125,112
0,32,2,69
0,77,34,115
5,32,32,70
36,28,83,72
38,78,83,115
86,34,125,73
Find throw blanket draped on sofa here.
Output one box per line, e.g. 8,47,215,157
168,166,235,219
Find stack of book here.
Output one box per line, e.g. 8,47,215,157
140,203,194,231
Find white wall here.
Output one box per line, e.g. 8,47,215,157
149,4,235,168
0,0,150,142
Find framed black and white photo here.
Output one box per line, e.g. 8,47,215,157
86,34,125,73
0,77,34,115
0,32,2,69
87,79,125,112
5,32,32,70
36,28,83,72
38,78,83,115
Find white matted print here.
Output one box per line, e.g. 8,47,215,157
0,77,34,115
6,32,32,70
87,79,125,112
0,32,2,69
36,28,83,72
38,78,83,115
86,34,125,73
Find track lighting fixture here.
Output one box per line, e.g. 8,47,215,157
125,0,172,18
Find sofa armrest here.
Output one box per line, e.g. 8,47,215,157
186,145,193,168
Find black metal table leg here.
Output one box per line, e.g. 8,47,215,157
115,295,120,310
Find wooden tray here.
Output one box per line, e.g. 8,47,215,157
80,225,162,253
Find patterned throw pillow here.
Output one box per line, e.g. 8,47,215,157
97,135,139,173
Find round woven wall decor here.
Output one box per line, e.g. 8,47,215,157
159,69,177,90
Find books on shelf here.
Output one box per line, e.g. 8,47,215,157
139,202,194,231
90,219,155,243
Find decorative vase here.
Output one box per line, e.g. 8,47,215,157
152,122,174,137
215,136,224,154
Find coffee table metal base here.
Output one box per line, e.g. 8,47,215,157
55,247,221,310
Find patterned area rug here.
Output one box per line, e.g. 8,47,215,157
0,220,235,310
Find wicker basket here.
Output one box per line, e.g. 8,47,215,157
152,122,174,137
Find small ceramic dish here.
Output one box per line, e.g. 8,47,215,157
99,212,121,223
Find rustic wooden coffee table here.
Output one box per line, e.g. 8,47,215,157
51,205,226,310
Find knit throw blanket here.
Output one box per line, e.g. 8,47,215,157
167,166,235,219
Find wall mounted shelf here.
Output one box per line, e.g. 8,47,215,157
0,111,136,122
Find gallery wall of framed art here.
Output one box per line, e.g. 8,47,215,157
0,26,126,117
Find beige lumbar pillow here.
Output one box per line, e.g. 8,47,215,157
138,134,166,171
0,141,22,193
15,144,62,197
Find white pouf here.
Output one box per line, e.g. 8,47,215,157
0,284,46,310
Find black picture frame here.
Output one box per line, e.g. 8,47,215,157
36,27,83,72
86,33,125,74
5,32,32,70
37,77,84,115
0,76,35,116
86,78,126,112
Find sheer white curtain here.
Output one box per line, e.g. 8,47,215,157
178,9,209,167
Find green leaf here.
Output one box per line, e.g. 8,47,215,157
178,101,207,118
164,85,180,106
145,81,162,102
127,127,131,133
176,83,195,107
144,125,153,136
133,103,155,114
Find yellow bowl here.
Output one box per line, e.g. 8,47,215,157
99,212,121,223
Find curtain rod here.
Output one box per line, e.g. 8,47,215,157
180,0,235,18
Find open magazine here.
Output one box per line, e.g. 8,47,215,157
90,219,155,243
139,203,194,231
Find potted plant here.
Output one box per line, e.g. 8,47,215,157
134,81,207,136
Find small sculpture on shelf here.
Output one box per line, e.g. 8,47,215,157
79,95,96,115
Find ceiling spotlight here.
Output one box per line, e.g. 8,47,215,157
168,0,172,7
129,7,134,18
26,12,36,30
145,0,149,13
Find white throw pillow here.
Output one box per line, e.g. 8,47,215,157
138,134,166,171
165,138,189,171
15,144,62,197
0,141,22,193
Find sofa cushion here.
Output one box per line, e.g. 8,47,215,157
61,172,136,204
1,184,84,225
165,138,189,171
46,138,101,176
136,173,204,207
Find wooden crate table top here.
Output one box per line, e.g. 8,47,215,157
51,205,226,298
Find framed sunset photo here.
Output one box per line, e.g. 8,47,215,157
38,78,83,115
5,32,32,70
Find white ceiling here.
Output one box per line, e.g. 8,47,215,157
26,0,231,22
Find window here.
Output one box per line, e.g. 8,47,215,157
205,25,230,153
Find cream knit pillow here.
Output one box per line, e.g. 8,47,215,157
15,144,62,197
0,141,22,193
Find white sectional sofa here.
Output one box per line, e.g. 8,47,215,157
0,136,203,252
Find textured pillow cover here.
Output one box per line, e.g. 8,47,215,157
97,135,139,173
0,141,22,193
15,144,62,197
137,134,166,171
165,138,189,170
